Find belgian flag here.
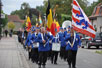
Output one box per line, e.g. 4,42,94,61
46,0,53,31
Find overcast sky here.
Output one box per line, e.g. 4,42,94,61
2,0,98,15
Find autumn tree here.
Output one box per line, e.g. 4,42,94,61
8,22,15,30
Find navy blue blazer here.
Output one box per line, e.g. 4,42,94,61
58,32,66,47
37,33,50,52
65,33,81,51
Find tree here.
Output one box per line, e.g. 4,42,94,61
11,2,30,20
1,15,8,27
1,10,8,28
21,2,30,19
22,20,26,28
40,0,89,25
0,11,8,37
31,15,37,25
7,22,15,30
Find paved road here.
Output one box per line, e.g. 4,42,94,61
83,46,102,53
0,36,102,68
0,36,30,68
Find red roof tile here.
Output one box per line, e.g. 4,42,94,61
8,15,24,23
91,2,102,17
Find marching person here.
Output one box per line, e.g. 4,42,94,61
25,29,32,60
65,27,81,68
21,29,25,48
64,29,71,61
30,27,40,63
29,26,36,63
59,27,67,61
51,29,60,65
37,27,49,68
59,27,66,60
44,29,52,60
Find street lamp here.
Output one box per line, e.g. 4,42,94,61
0,0,3,39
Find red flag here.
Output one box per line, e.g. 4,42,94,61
72,0,96,38
50,22,56,36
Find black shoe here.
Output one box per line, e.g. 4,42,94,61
72,67,76,68
51,61,53,64
69,65,71,68
32,60,35,63
43,65,46,68
54,62,57,65
38,65,41,68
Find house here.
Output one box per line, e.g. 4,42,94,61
89,3,102,32
5,15,24,31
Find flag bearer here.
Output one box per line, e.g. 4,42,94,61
65,27,81,68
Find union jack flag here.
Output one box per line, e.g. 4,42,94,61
72,0,96,38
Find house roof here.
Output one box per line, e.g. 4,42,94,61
8,15,25,23
89,2,102,19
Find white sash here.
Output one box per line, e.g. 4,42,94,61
68,32,76,48
41,33,44,40
55,33,59,43
41,33,46,47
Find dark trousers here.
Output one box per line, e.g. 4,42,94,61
29,51,31,60
28,47,32,60
39,51,47,66
5,33,7,37
47,50,52,60
60,47,66,59
31,48,39,63
67,50,77,67
51,51,58,63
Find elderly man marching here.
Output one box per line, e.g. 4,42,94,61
37,27,50,68
65,27,81,68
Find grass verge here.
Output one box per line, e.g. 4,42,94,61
95,50,102,54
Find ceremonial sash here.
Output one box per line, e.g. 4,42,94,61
68,32,76,48
55,33,59,43
41,33,46,47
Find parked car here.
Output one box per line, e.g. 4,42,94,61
81,36,91,48
81,32,102,49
